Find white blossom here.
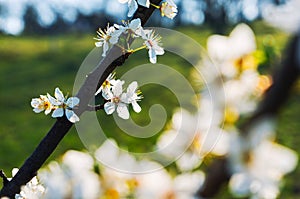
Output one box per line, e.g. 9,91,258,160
94,24,122,57
141,30,165,64
228,119,298,199
31,95,52,115
102,80,130,119
47,87,80,123
95,73,119,96
160,0,178,19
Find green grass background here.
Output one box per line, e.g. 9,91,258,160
1,22,300,198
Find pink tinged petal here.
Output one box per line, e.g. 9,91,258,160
54,87,65,102
104,102,116,115
117,103,130,119
148,48,157,64
65,110,80,123
127,0,138,17
66,97,80,108
52,108,64,118
132,101,141,113
137,0,150,7
95,41,103,47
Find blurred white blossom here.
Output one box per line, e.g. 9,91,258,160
228,119,298,199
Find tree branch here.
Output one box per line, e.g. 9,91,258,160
196,32,300,198
0,1,162,197
0,170,9,187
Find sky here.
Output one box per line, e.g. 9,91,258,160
0,0,298,35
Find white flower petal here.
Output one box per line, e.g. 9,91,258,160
112,81,124,97
127,81,138,94
44,107,52,115
54,87,65,102
104,102,116,115
148,48,157,64
128,0,138,17
33,108,43,113
229,173,252,197
155,46,165,55
51,108,64,118
102,89,114,100
137,0,150,8
66,97,80,108
95,41,103,47
65,110,80,123
47,93,61,106
118,0,128,3
129,18,141,30
102,41,109,57
109,35,119,45
132,101,141,113
117,103,130,119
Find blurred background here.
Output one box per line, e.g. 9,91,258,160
1,0,300,198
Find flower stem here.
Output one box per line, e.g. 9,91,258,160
150,3,161,9
129,45,147,53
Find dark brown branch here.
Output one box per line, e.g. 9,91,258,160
0,1,162,197
196,33,300,198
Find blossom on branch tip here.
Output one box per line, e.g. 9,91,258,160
47,87,80,123
160,0,178,19
141,30,165,64
31,95,52,115
94,24,122,57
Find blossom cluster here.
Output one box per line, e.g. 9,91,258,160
31,87,80,123
12,139,204,199
94,18,165,64
94,0,178,63
96,73,143,119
